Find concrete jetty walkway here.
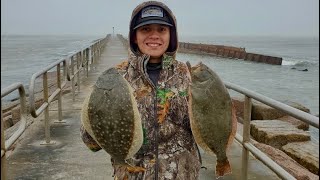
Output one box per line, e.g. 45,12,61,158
5,36,280,180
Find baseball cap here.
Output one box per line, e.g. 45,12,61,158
133,5,173,30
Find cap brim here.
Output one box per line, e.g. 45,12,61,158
134,20,173,30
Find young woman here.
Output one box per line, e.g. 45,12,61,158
81,1,201,179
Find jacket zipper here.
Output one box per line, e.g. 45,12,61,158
142,58,160,180
154,90,159,180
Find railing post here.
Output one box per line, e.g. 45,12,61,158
82,50,86,72
95,44,97,61
57,64,62,121
70,56,75,101
18,85,27,120
1,102,7,180
94,45,96,62
86,48,89,77
98,41,101,56
91,46,95,64
95,45,97,61
63,61,67,81
242,95,252,180
40,72,55,145
54,64,66,124
77,52,81,92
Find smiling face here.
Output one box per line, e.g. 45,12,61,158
134,24,170,63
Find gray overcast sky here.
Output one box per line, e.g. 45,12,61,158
1,0,319,37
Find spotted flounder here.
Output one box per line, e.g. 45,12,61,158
186,62,237,178
81,67,143,164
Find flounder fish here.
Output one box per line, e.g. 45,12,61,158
186,61,237,178
81,67,143,165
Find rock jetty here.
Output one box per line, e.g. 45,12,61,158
232,96,319,177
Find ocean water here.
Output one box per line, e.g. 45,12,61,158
1,34,101,91
1,34,319,142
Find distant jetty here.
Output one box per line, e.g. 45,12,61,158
117,34,282,65
178,42,282,65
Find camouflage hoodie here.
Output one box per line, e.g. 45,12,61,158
81,1,201,179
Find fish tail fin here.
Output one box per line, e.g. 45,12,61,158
126,166,146,173
215,159,231,178
112,159,146,173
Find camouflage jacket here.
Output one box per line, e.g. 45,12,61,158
80,53,201,180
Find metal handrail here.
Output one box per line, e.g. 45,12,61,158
68,52,83,101
225,81,319,128
29,60,68,118
225,81,318,180
29,35,109,117
67,36,109,101
1,83,27,180
1,34,109,179
28,35,109,144
1,83,27,149
29,60,68,144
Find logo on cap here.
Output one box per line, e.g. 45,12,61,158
141,6,164,18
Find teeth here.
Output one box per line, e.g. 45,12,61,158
147,43,160,47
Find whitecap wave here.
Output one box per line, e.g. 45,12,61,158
282,60,296,66
282,57,318,67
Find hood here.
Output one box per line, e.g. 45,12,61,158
128,1,178,58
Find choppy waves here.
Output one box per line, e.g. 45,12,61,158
282,56,319,67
